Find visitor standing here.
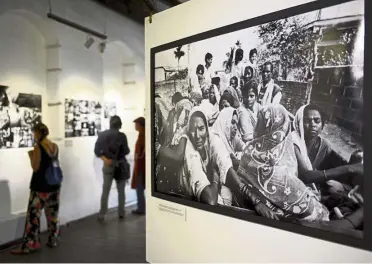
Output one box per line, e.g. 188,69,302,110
11,123,62,254
132,117,146,215
94,115,130,221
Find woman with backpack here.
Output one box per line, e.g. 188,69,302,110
11,123,62,254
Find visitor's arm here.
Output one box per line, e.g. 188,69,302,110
29,145,41,172
122,134,130,156
158,137,187,164
94,134,104,158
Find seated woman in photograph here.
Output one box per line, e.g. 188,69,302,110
237,80,261,142
189,92,203,107
292,104,363,221
199,84,220,127
156,92,191,193
238,104,330,222
220,77,241,108
240,66,254,87
179,107,276,217
219,92,235,111
171,95,193,146
211,107,245,170
159,92,185,146
154,94,169,142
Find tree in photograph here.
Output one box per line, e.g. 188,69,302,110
256,16,317,81
174,45,185,69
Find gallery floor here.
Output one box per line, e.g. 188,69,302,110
0,206,146,263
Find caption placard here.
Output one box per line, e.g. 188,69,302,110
158,203,186,221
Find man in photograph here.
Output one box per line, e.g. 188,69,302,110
248,48,259,80
204,52,216,85
257,61,282,106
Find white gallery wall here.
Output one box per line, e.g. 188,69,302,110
0,0,145,245
145,0,372,262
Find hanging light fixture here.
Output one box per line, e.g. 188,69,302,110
84,35,95,49
98,41,106,54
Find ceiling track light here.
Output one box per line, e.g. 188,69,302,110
98,41,106,54
84,36,95,49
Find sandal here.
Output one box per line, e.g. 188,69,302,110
10,242,41,255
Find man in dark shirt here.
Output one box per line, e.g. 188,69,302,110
94,115,130,220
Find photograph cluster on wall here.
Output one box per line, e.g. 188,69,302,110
0,86,42,149
153,0,364,240
64,99,102,138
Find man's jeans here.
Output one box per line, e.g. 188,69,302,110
99,165,126,218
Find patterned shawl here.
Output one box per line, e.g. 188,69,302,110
238,104,329,221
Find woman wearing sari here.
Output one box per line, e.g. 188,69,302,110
237,80,261,142
211,107,245,170
220,77,241,109
292,104,364,222
154,94,169,146
238,104,330,222
199,84,220,127
156,92,192,193
179,107,276,216
219,93,235,111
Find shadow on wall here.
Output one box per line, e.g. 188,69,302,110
0,180,26,247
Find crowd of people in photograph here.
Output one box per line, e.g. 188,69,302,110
0,87,42,148
154,46,364,232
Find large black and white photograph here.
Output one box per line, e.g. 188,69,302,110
153,0,365,243
103,101,117,130
0,85,42,149
65,98,102,138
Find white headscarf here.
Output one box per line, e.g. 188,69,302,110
292,105,313,170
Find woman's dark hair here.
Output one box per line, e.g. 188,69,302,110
196,64,205,75
303,104,327,128
110,115,122,130
172,92,183,106
0,85,10,107
230,76,238,85
134,117,145,127
32,123,49,139
219,92,234,110
235,48,244,63
249,48,257,59
244,66,254,77
241,79,259,98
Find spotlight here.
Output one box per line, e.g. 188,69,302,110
98,42,106,54
84,36,95,49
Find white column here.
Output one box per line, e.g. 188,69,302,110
46,44,63,139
